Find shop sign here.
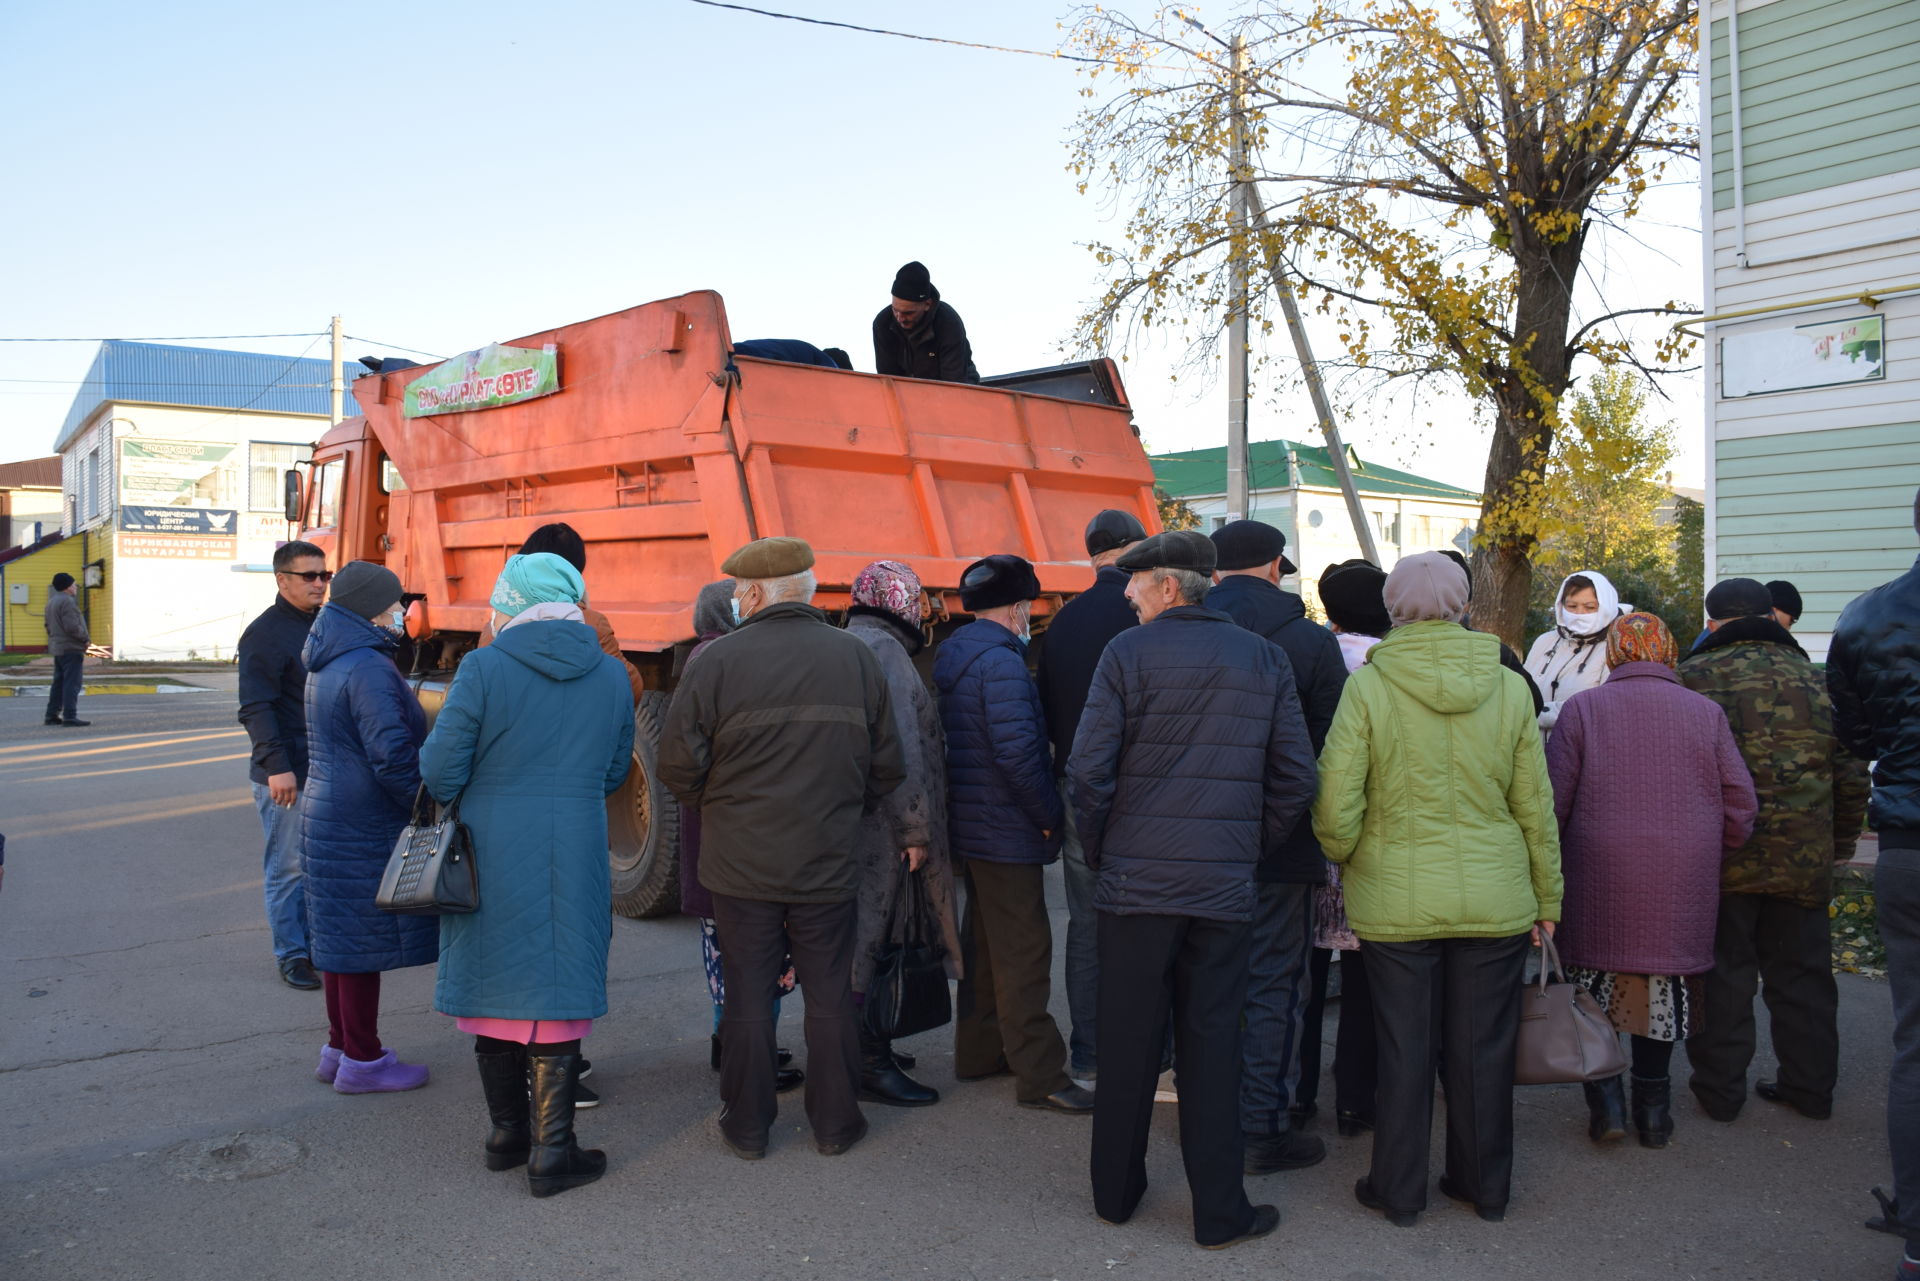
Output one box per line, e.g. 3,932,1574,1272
118,506,239,536
403,343,560,417
1721,314,1885,397
119,439,236,506
119,534,238,561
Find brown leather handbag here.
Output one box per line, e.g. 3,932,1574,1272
1514,932,1629,1084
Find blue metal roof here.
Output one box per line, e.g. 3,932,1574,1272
54,340,365,452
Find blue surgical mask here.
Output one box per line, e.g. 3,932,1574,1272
730,597,744,626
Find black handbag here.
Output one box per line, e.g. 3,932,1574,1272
863,863,951,1042
1514,932,1629,1084
375,785,479,916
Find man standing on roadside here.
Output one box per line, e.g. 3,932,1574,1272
1070,529,1317,1248
659,537,905,1161
1680,577,1871,1124
1205,519,1345,1173
1826,490,1920,1279
238,541,329,991
937,554,1091,1115
43,572,92,727
1036,509,1146,1085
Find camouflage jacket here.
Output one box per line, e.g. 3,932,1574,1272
1679,618,1872,907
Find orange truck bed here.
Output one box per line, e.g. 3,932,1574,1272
344,290,1159,652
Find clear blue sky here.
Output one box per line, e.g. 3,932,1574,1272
0,0,1702,488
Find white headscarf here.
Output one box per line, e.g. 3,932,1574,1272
1553,570,1626,640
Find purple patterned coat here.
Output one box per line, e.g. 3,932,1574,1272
1544,662,1758,975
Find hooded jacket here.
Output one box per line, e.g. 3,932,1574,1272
935,619,1063,864
1524,569,1627,729
871,301,980,384
1035,566,1137,778
1679,616,1872,906
1828,554,1920,837
1313,620,1562,942
1205,573,1347,883
1068,606,1317,922
1545,662,1757,974
659,601,906,903
423,618,634,1021
300,603,437,974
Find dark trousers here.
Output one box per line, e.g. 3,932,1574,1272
45,651,83,722
1241,882,1315,1135
710,893,864,1150
1092,911,1256,1247
1298,946,1378,1121
1879,838,1920,1253
1688,893,1839,1117
955,858,1070,1101
321,971,381,1061
1364,933,1528,1214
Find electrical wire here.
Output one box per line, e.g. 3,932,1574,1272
0,332,323,343
343,335,446,360
683,0,1111,64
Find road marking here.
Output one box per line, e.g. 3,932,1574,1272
0,729,244,761
8,794,252,839
6,751,252,784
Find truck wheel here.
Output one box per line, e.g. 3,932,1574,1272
609,690,682,919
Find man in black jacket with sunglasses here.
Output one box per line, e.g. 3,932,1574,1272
237,540,330,991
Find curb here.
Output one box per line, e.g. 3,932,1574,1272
0,684,214,697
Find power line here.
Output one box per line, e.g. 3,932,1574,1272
343,335,446,360
0,332,324,343
684,0,1110,64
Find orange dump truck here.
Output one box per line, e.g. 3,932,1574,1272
294,291,1159,916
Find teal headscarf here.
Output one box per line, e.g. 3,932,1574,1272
490,553,586,615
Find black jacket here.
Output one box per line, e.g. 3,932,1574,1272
1067,606,1318,922
871,301,980,383
1205,574,1345,883
237,595,320,786
1829,554,1920,836
1036,567,1137,777
658,602,906,903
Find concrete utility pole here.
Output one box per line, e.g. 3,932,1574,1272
1246,187,1382,565
1225,33,1251,523
329,315,344,427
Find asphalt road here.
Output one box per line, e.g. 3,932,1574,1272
0,686,1905,1281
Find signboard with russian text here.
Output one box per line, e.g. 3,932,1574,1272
118,505,239,536
119,438,237,506
403,343,560,418
119,534,238,561
1720,314,1885,398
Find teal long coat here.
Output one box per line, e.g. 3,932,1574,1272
421,618,635,1021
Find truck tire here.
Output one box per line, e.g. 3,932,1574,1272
608,690,682,919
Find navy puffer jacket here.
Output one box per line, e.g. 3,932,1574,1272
934,619,1063,863
1829,555,1920,835
300,603,437,974
1067,606,1318,922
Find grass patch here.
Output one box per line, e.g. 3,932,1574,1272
1832,865,1884,977
0,653,41,668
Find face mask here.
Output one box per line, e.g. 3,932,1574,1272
385,608,408,635
730,596,744,626
1013,608,1032,644
1559,609,1609,637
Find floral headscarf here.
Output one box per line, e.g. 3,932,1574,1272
1606,610,1679,670
851,560,922,630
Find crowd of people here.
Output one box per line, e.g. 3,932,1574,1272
231,491,1920,1271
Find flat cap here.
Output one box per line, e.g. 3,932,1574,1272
1115,529,1217,576
1085,509,1147,558
959,553,1041,612
720,536,815,580
1706,577,1774,621
1211,519,1297,574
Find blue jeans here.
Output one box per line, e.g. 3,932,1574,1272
1878,839,1920,1254
252,781,308,961
1058,779,1099,1077
1240,881,1315,1135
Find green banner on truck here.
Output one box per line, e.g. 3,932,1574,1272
404,343,560,418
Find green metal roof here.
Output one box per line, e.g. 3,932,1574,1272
1150,438,1481,503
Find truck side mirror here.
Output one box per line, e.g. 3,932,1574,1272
284,469,303,523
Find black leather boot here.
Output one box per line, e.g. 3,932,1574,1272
475,1047,531,1172
527,1053,606,1198
1631,1074,1674,1149
1584,1073,1628,1142
859,1028,938,1107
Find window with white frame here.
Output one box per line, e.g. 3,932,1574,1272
250,442,307,511
83,449,100,522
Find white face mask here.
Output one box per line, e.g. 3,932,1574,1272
1559,609,1610,637
384,607,408,635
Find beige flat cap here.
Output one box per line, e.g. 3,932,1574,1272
720,536,815,579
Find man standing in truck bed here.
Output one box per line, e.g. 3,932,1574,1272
872,261,980,384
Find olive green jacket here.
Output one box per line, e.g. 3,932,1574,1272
1312,620,1563,942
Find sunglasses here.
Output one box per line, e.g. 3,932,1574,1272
278,570,334,583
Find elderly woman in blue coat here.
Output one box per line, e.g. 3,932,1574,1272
301,561,437,1094
421,553,635,1199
